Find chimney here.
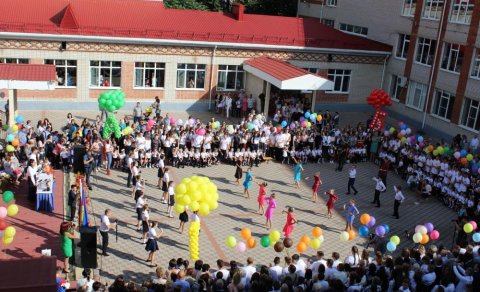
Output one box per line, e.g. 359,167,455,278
232,3,244,21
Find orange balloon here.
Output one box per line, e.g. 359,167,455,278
297,242,307,253
348,230,356,240
360,214,371,225
300,235,311,245
460,158,468,166
312,227,323,238
11,139,19,147
241,227,252,240
246,237,256,249
420,234,429,244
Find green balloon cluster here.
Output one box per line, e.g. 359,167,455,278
103,115,122,139
98,90,126,113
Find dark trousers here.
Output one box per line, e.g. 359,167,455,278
337,159,345,171
373,190,381,207
85,167,91,187
69,204,76,222
347,178,357,194
28,180,36,202
127,169,132,187
393,199,401,219
380,174,387,188
100,231,109,254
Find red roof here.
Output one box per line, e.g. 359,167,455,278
244,56,317,81
0,0,392,52
0,64,56,81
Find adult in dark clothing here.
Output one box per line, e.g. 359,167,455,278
67,184,79,222
259,93,266,113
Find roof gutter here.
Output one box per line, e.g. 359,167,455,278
0,31,391,56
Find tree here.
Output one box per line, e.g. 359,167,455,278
163,0,209,10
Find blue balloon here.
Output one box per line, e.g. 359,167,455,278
473,232,480,243
386,241,397,252
15,116,24,124
400,124,407,130
305,111,311,118
461,149,468,157
19,136,27,144
359,226,369,237
281,121,287,128
383,224,390,234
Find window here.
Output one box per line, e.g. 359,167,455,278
396,34,411,59
432,89,454,119
0,58,29,64
321,18,335,27
423,0,444,19
134,62,165,88
441,42,465,73
217,65,244,91
302,68,318,74
389,75,405,100
450,0,474,24
176,64,206,89
44,59,77,87
325,0,337,7
339,23,368,36
327,69,351,93
406,81,427,110
90,61,121,87
461,97,480,130
415,37,436,66
402,0,417,16
470,49,480,79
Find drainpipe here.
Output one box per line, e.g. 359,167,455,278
320,1,325,21
208,45,217,111
422,2,446,129
380,55,389,89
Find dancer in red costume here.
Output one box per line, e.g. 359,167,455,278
324,189,338,219
306,172,322,202
282,207,297,238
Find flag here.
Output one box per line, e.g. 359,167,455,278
78,179,89,227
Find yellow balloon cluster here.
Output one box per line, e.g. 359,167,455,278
189,221,200,261
174,176,219,216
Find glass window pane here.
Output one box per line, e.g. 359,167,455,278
67,60,77,66
226,71,236,89
178,63,186,69
91,61,99,66
196,71,205,88
111,68,121,86
187,64,196,69
155,69,165,87
66,67,76,86
217,71,226,89
101,61,110,67
197,64,206,70
135,62,144,68
135,69,144,87
90,68,99,86
237,72,244,89
45,59,54,65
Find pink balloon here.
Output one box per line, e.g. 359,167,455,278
235,242,246,253
469,221,478,231
148,119,155,126
0,207,6,218
430,230,440,240
196,128,206,136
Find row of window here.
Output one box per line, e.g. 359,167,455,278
402,0,474,24
389,74,480,131
2,57,352,94
339,23,368,36
396,34,480,78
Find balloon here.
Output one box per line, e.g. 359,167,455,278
415,225,427,235
382,224,390,234
198,202,210,216
0,219,6,230
464,223,474,233
300,117,305,122
296,242,307,253
10,125,18,132
300,235,311,245
0,207,6,219
2,236,13,245
306,122,311,128
175,184,187,195
7,204,18,217
305,112,311,118
226,236,237,248
413,232,422,243
405,128,412,135
339,231,349,241
269,230,281,242
469,221,477,231
360,214,371,225
310,238,321,249
174,204,186,214
15,116,24,124
274,241,285,252
289,123,295,129
461,149,468,157
390,235,400,245
454,151,461,159
467,154,474,161
6,134,14,142
318,235,324,243
4,226,15,238
424,223,434,233
179,195,191,206
281,121,287,128
348,230,356,240
235,242,246,253
359,226,369,237
6,145,14,152
246,237,256,249
418,136,424,142
366,216,376,228
2,191,14,203
240,228,252,240
420,234,429,244
316,114,322,121
312,227,323,238
473,233,480,243
389,127,395,134
260,235,271,247
386,242,397,252
430,230,440,240
301,121,307,128
375,226,386,237
247,123,254,131
283,237,293,248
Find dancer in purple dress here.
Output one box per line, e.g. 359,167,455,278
264,193,277,230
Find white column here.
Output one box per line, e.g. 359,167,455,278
311,90,317,112
7,89,15,126
264,82,271,121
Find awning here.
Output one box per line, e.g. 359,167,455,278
243,56,334,90
0,63,56,90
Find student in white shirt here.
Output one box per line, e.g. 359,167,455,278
166,181,175,218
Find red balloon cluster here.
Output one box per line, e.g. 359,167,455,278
367,89,393,131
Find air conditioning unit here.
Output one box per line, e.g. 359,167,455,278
398,76,408,87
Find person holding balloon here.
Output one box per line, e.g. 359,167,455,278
243,167,253,198
324,189,338,219
343,199,359,231
305,172,322,202
282,207,297,238
264,193,277,230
